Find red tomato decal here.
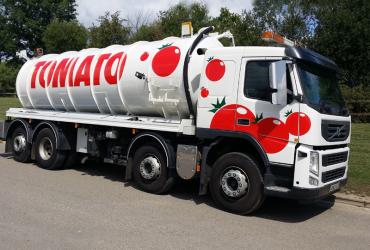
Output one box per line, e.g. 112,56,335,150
200,87,209,98
152,44,181,77
210,104,237,131
206,58,225,82
256,118,289,154
285,112,311,136
210,99,256,134
208,100,292,154
140,52,149,61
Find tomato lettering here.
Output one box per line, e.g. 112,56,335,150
30,51,126,89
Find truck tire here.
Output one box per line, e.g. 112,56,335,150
10,126,31,163
34,128,67,170
209,152,264,215
132,144,174,194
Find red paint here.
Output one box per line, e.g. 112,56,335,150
39,61,53,88
93,53,111,85
209,102,292,154
74,55,94,86
118,54,127,79
210,104,256,133
286,112,311,136
47,61,57,87
256,118,289,154
68,58,79,87
104,52,124,84
152,45,181,77
200,87,209,98
52,58,74,88
31,61,46,88
206,59,225,81
140,52,149,61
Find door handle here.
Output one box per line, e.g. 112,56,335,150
237,119,250,126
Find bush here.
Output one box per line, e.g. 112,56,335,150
0,63,19,93
42,19,88,53
341,84,370,122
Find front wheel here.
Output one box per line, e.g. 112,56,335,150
210,152,264,214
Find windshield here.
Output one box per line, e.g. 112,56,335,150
297,62,349,116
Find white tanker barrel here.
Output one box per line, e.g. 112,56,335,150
16,27,225,119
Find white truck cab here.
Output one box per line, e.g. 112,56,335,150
196,43,350,203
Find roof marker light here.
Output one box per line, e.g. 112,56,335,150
261,31,295,47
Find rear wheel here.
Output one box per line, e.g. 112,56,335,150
34,128,67,170
210,152,264,214
10,126,31,163
132,144,174,194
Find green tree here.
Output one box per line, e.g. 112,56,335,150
211,8,262,46
130,23,164,42
252,0,312,42
158,2,211,37
0,63,19,93
89,12,130,48
309,0,370,86
0,0,77,57
42,19,88,53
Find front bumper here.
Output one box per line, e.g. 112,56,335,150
265,178,347,200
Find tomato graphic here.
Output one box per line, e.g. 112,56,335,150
152,43,181,77
205,58,226,81
256,118,289,154
210,99,255,133
211,104,255,131
200,87,209,98
140,52,149,61
285,111,311,136
210,104,237,130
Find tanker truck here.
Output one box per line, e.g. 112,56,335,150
0,26,351,214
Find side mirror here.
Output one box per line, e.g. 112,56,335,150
269,61,287,105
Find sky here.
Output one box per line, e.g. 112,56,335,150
76,0,253,26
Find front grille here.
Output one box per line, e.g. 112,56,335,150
322,167,346,183
322,152,348,167
322,120,350,142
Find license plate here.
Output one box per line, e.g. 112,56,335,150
329,182,340,192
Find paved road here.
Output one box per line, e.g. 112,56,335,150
0,142,370,250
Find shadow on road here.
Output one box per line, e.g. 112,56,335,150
70,161,335,223
1,153,335,223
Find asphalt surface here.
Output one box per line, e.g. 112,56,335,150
1,142,370,250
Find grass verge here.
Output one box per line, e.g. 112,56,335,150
0,97,21,120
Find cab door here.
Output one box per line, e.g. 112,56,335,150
236,57,298,165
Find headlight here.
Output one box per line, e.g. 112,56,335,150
309,151,319,176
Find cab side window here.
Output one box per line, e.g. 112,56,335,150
244,61,272,102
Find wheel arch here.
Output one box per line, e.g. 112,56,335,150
125,132,176,181
198,129,269,172
127,132,175,168
31,121,72,151
5,119,31,152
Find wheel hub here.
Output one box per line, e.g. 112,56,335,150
139,156,161,180
13,135,26,152
39,137,53,161
221,168,248,198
